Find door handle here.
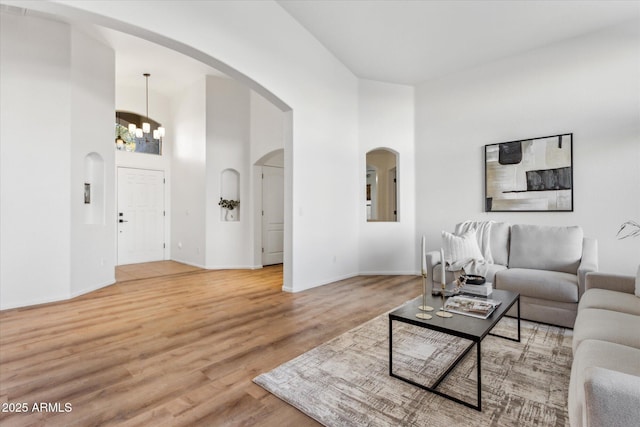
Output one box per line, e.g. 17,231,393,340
119,219,128,223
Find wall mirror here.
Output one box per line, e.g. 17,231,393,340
366,148,398,222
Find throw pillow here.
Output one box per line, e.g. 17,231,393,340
441,229,484,266
635,265,640,298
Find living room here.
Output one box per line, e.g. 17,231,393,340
0,1,638,426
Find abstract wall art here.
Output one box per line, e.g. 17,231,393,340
485,133,573,212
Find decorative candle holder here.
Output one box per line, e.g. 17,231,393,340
436,264,453,318
416,271,433,320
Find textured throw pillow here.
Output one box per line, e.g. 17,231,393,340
635,265,640,298
441,229,484,265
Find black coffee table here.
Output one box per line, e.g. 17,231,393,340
388,289,520,411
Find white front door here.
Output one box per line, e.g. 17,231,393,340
117,167,165,265
262,166,284,266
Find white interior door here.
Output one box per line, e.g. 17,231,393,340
262,166,284,266
117,167,165,265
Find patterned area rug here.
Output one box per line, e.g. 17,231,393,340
254,304,573,427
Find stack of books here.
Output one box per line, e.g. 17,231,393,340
461,282,493,297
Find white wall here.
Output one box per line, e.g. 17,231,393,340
0,12,71,308
171,78,207,267
359,80,416,274
25,0,360,292
250,92,286,166
416,22,640,275
205,76,253,268
70,27,116,296
0,12,116,309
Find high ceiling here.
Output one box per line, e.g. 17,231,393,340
278,0,639,85
12,0,639,95
81,25,228,99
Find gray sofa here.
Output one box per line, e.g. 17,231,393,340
568,269,640,427
426,223,598,328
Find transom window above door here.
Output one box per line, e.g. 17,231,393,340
115,111,164,155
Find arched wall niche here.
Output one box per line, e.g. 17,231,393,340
220,168,240,221
83,152,105,225
366,147,399,222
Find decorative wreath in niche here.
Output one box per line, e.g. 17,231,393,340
218,198,240,210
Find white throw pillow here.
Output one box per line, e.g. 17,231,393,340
635,265,640,298
441,229,485,265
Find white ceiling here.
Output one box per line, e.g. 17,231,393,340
278,0,639,85
20,0,640,95
81,25,228,98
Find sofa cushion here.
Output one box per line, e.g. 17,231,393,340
441,229,484,265
568,339,640,427
583,367,640,427
483,263,508,285
509,224,583,274
573,308,640,354
489,222,510,266
496,268,578,303
505,295,577,328
579,288,640,316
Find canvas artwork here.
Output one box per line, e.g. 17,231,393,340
485,134,573,212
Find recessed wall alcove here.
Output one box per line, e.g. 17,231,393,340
83,152,105,225
366,148,398,222
220,168,240,221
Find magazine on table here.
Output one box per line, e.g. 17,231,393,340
443,295,502,319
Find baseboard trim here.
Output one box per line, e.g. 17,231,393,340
70,278,116,299
169,259,207,269
283,272,359,293
1,278,118,311
204,264,262,270
359,270,418,276
1,294,69,311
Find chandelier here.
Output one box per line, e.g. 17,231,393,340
127,73,165,140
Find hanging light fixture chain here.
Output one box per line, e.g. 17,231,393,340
144,73,150,119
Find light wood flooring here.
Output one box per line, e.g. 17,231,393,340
114,261,203,283
0,262,421,426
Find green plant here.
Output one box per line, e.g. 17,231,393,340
218,197,240,210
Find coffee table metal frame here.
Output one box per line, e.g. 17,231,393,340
388,289,520,411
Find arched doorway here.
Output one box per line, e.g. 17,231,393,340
18,2,293,291
255,149,285,266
